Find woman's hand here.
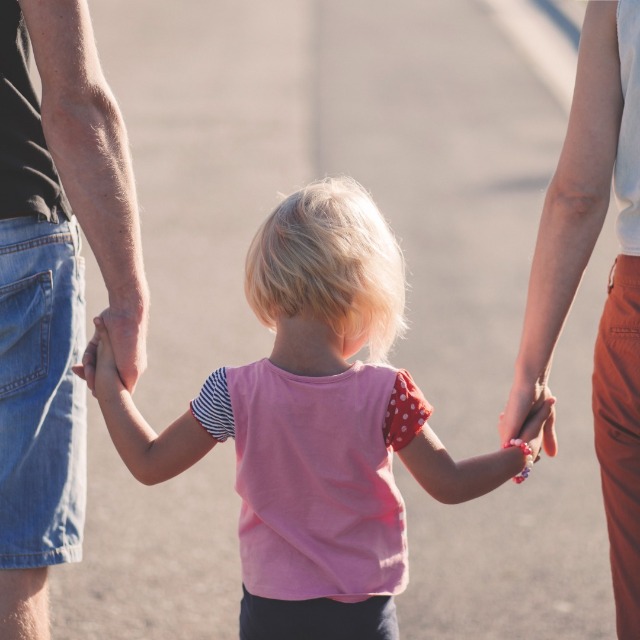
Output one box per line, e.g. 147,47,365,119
499,383,557,457
513,395,557,461
73,305,147,394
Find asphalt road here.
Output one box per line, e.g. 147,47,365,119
49,1,618,638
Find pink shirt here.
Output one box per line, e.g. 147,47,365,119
227,359,409,603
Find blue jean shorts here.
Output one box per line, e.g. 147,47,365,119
0,215,86,569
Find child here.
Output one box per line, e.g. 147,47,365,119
90,177,553,640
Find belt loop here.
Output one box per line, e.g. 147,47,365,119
608,257,618,294
38,205,59,224
49,204,60,224
70,216,82,253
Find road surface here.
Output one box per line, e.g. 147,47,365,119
49,1,616,638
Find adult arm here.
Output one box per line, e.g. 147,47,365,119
19,0,149,391
499,0,623,455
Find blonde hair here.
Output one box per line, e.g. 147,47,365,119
244,177,407,362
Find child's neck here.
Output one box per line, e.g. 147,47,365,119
269,315,352,377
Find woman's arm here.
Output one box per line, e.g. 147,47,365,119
398,399,554,504
93,319,216,486
499,0,623,455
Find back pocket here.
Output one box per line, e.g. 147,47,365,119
0,271,53,398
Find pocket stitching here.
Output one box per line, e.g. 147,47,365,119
610,326,640,338
0,271,53,398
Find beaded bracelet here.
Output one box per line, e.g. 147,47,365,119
503,438,535,484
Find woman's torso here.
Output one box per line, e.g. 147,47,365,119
614,0,640,255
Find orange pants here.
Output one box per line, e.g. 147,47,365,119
593,255,640,640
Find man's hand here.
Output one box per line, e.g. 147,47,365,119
73,306,147,393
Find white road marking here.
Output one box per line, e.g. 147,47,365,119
484,0,582,113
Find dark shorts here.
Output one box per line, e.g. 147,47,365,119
239,585,400,640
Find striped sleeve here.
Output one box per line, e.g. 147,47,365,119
190,367,235,442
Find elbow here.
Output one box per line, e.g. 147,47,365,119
42,81,120,124
126,458,163,486
135,474,158,487
41,84,123,152
432,491,467,506
132,468,163,487
127,442,166,486
427,481,469,505
545,179,610,221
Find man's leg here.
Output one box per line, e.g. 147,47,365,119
0,568,50,640
0,219,86,640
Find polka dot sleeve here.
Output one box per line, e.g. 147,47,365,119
383,369,433,451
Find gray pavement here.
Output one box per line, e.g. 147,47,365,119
50,1,617,638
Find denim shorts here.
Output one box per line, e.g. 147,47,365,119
0,215,86,569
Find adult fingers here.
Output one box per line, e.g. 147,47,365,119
542,405,558,457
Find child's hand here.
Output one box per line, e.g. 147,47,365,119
93,317,126,398
511,397,556,461
499,384,557,457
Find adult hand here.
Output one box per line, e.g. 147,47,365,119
498,382,557,457
73,306,147,393
517,396,556,461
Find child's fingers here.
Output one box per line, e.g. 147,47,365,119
93,316,113,348
498,395,533,444
520,397,556,438
93,316,119,369
93,315,106,335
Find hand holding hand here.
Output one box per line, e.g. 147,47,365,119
73,306,147,393
512,395,556,461
91,316,126,399
499,383,557,457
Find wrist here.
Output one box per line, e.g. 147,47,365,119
513,356,551,390
503,439,535,484
108,284,150,323
511,367,550,403
96,372,127,405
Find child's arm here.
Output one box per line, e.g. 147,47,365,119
93,318,217,485
397,399,553,504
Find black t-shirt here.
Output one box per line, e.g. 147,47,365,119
0,1,71,220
